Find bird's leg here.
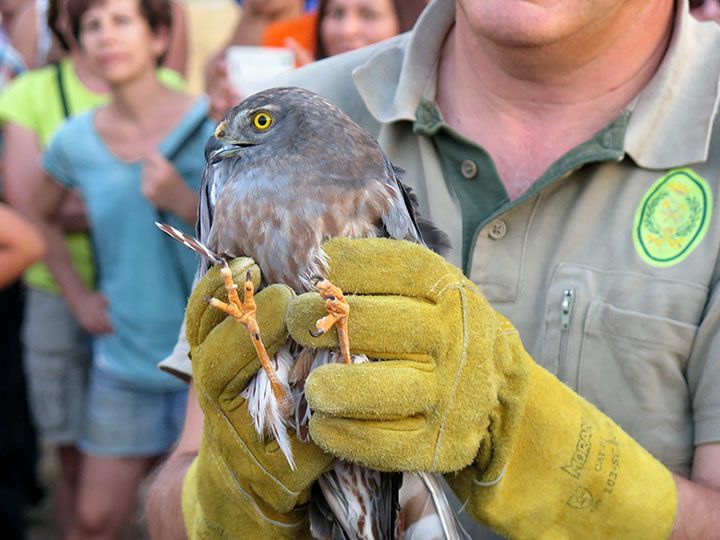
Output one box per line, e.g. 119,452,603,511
311,279,352,364
208,262,293,416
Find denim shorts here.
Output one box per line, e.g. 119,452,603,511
80,365,188,457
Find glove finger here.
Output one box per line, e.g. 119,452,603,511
308,414,435,472
305,361,436,419
323,237,466,302
288,291,457,356
186,258,261,348
192,284,294,399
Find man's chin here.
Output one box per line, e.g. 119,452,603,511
456,0,599,49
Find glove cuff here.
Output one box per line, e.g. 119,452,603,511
182,452,312,539
447,357,678,539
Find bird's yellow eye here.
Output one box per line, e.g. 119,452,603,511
252,111,273,131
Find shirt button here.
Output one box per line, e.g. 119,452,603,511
461,159,477,179
488,220,507,240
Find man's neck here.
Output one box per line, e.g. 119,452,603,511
436,0,674,198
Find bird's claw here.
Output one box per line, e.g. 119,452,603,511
207,264,292,415
311,278,352,364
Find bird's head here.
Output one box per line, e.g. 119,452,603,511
206,86,373,166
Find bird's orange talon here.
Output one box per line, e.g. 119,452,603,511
313,279,352,363
208,266,292,414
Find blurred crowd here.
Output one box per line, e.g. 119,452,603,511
0,0,428,538
0,0,718,539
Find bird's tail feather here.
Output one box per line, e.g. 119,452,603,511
309,352,402,540
241,344,296,469
155,222,224,264
315,463,401,540
401,473,471,540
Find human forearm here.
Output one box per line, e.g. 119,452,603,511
36,217,89,299
0,205,45,287
29,201,112,334
146,452,195,540
671,474,720,539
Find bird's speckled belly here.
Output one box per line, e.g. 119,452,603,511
210,181,387,292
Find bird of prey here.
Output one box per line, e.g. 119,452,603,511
159,87,464,540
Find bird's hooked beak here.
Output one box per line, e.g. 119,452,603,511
208,121,254,165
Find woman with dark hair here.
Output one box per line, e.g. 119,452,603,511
23,0,213,537
10,0,188,72
313,0,425,60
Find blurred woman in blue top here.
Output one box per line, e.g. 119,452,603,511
26,0,214,536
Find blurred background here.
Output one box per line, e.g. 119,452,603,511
0,0,720,540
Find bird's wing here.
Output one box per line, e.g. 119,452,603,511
380,156,452,256
197,138,245,274
196,161,214,245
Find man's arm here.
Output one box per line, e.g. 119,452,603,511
672,443,720,539
146,382,203,540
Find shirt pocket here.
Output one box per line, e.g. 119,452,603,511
578,301,696,472
538,263,705,474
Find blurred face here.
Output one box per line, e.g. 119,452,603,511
691,0,720,23
321,0,400,56
79,0,167,84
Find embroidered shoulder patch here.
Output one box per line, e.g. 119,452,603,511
633,168,713,268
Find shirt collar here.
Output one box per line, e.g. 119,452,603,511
625,0,720,169
352,0,454,123
352,0,720,169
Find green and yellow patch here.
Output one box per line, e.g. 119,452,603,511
633,168,712,268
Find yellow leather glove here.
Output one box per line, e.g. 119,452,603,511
181,258,333,539
287,237,529,477
287,238,678,538
448,357,678,539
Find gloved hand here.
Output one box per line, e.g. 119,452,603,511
287,238,678,538
181,258,333,539
287,237,530,477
